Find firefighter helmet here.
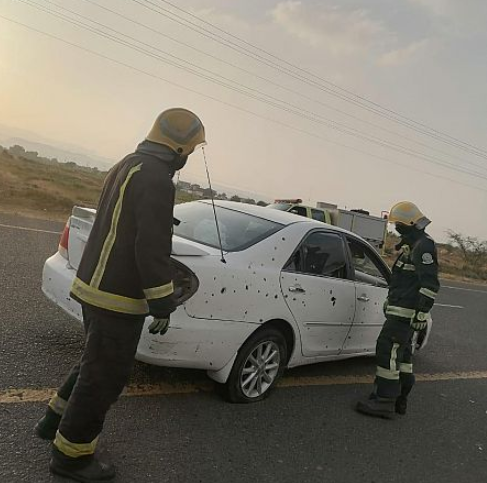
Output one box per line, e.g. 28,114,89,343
146,108,206,156
388,201,431,229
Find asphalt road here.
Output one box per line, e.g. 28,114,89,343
0,212,486,483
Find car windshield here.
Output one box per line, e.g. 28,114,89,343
173,202,284,252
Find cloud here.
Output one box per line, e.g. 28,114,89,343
191,6,252,33
377,38,432,66
408,0,451,17
408,0,487,34
270,1,388,56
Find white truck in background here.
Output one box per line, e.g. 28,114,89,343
268,199,388,251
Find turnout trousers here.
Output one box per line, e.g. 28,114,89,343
374,316,415,399
49,305,145,458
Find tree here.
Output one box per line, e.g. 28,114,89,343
9,145,26,157
25,150,39,161
202,188,216,198
447,230,487,276
257,200,268,207
230,195,241,202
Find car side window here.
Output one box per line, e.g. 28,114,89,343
311,209,325,222
289,206,307,217
347,238,388,287
285,232,348,279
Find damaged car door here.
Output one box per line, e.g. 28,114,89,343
280,230,356,357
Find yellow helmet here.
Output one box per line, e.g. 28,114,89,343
146,108,206,156
388,201,431,229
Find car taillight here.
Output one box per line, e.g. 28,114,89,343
172,259,199,304
58,222,70,260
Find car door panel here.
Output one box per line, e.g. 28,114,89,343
342,283,385,354
281,273,355,356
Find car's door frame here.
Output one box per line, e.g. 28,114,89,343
341,234,392,355
279,227,359,358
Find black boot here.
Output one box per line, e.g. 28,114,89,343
395,396,408,415
356,396,396,419
35,408,62,441
50,447,115,483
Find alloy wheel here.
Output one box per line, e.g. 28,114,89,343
240,341,281,398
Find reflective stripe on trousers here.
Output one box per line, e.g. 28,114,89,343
375,316,415,399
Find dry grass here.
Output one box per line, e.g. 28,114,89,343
0,149,199,221
383,232,487,284
0,149,104,221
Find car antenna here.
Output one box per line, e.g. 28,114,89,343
202,146,226,264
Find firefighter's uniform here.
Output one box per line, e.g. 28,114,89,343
35,109,205,482
378,232,439,396
356,201,440,419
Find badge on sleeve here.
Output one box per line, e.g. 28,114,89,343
422,253,434,265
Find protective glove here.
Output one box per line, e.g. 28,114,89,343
147,292,177,320
410,311,428,331
148,316,170,335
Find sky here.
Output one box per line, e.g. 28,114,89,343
1,0,487,242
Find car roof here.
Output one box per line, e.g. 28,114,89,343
198,200,356,238
198,199,312,225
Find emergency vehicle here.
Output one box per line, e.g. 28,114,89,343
268,199,388,251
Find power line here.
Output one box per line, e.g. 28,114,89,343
24,0,487,181
1,13,487,196
143,0,487,159
155,0,487,158
79,0,487,173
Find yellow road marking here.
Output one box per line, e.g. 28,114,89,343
279,371,487,388
124,382,211,397
1,371,486,404
0,388,56,404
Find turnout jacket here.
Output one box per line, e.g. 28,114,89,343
71,144,176,317
386,230,440,320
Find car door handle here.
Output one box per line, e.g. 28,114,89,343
357,295,370,302
289,285,306,293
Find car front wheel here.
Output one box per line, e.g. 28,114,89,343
223,327,287,403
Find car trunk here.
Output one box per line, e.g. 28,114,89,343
64,206,199,304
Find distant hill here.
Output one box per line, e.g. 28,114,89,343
2,137,114,171
0,147,105,220
0,123,116,170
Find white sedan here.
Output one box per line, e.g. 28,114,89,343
42,200,430,403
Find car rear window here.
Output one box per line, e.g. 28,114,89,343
173,202,284,252
267,203,291,211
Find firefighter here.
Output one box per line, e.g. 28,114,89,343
356,201,440,419
34,108,206,482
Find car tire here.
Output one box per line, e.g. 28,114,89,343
223,327,287,403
